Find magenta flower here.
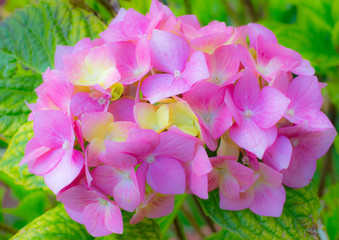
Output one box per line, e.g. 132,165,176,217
100,8,160,43
20,110,83,193
181,20,233,54
208,156,255,210
91,142,142,212
63,38,121,89
130,191,174,225
279,121,336,188
204,44,242,86
284,75,324,124
225,69,290,158
58,184,123,237
70,85,111,117
183,81,233,151
109,37,151,85
141,30,209,103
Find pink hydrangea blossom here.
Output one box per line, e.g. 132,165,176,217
20,0,337,236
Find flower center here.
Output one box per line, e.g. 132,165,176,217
291,138,299,147
99,198,108,206
146,155,155,163
62,141,70,150
97,97,107,106
203,113,212,123
244,110,253,119
174,70,181,78
285,109,295,117
242,155,250,165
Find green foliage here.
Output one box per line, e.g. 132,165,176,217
96,211,161,240
321,182,339,240
0,122,46,190
10,204,161,240
119,0,151,15
198,183,320,239
11,205,94,240
0,0,106,142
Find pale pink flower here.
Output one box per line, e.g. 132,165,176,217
58,184,123,237
20,110,83,193
141,30,209,103
183,81,233,151
225,70,290,158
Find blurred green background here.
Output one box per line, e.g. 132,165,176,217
0,0,338,239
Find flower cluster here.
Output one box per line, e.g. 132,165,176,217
21,0,336,237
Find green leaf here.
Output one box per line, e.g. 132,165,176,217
156,194,187,236
95,211,161,240
198,183,320,239
2,191,51,222
205,230,242,240
0,0,106,141
321,182,339,240
10,205,94,240
0,122,46,190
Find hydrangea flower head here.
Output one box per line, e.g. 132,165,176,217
21,0,336,236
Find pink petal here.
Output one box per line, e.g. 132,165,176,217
136,162,148,201
83,201,122,237
281,146,316,188
113,174,142,212
191,145,212,176
181,51,209,85
286,76,323,114
20,138,50,166
57,184,98,212
70,92,106,116
44,150,84,194
122,9,150,40
73,38,92,53
225,160,255,191
206,44,240,86
64,206,84,224
263,135,292,171
220,188,254,211
233,70,260,111
190,33,230,54
247,23,277,48
100,22,128,43
250,184,285,217
29,148,65,175
33,110,74,148
229,120,277,159
291,59,315,76
270,71,291,94
136,37,152,76
252,86,290,129
256,162,283,188
142,74,190,104
54,45,73,69
91,165,123,196
108,98,135,122
146,157,186,194
220,174,240,200
149,29,189,73
104,202,123,234
155,130,196,162
187,171,209,199
224,86,243,125
146,194,175,219
177,15,200,29
43,69,72,112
